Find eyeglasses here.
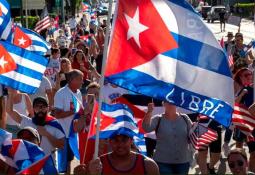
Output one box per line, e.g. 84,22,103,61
229,160,244,169
34,104,48,110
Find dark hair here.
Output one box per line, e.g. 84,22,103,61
33,96,48,107
51,48,60,55
73,50,87,63
227,148,247,162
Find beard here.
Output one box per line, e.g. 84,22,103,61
33,111,47,126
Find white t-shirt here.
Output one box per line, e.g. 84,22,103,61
54,85,82,137
102,84,128,103
44,58,60,87
20,115,65,154
69,18,77,29
29,76,52,103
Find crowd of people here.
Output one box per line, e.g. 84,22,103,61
0,8,255,175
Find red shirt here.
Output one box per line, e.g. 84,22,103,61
100,153,146,175
72,60,89,79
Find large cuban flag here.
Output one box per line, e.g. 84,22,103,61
105,0,234,127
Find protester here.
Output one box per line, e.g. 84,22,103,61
17,126,41,145
232,67,255,172
227,148,253,175
197,117,222,174
54,69,84,173
55,58,72,90
44,48,61,88
5,88,33,136
74,134,160,175
142,102,193,174
6,96,65,155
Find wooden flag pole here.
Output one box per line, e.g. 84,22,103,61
94,0,114,159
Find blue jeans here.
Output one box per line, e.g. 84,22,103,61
157,162,190,174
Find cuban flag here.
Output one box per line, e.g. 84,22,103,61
7,26,51,56
0,41,48,94
89,102,145,154
90,10,97,20
82,2,91,13
0,129,57,174
105,0,234,127
0,0,12,40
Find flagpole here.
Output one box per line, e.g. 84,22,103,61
93,0,114,159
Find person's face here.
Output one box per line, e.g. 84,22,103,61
227,35,233,41
53,51,60,59
110,135,132,157
7,87,18,95
228,154,248,175
18,130,39,145
33,103,48,124
61,61,71,72
70,75,84,90
240,70,253,86
235,36,243,46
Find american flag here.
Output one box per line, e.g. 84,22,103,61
232,103,255,136
34,6,51,33
189,122,218,150
228,53,234,67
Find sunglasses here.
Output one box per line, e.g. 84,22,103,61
229,160,244,169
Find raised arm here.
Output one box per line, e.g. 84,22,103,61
6,94,22,124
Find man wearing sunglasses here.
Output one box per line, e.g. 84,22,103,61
227,148,254,175
6,96,65,155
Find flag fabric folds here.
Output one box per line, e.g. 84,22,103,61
232,103,255,136
10,26,51,55
34,6,51,33
0,129,58,174
89,102,142,139
105,0,234,127
82,2,91,13
0,41,48,94
0,0,11,40
189,122,218,150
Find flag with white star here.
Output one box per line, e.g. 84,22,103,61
8,26,51,56
0,41,48,94
105,0,234,127
0,0,12,40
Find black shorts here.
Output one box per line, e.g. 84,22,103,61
199,120,222,153
233,128,255,153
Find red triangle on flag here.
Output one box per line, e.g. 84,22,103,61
0,5,2,16
105,0,178,76
0,44,17,74
13,27,32,49
88,102,116,138
17,155,50,175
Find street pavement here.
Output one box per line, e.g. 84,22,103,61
205,18,255,44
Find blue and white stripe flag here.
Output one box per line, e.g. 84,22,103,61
105,0,234,127
0,0,12,40
0,41,48,94
7,26,51,56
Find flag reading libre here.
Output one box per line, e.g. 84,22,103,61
105,0,234,127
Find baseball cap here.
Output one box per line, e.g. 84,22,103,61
33,96,48,107
17,127,40,143
109,128,134,139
